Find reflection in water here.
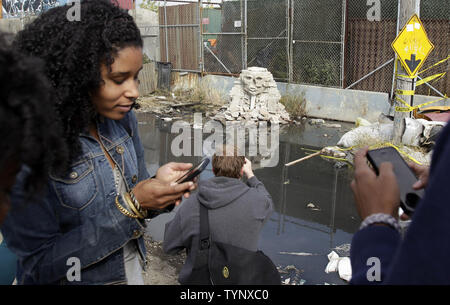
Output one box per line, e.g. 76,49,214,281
136,112,360,285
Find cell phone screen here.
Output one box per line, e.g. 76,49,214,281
367,147,424,214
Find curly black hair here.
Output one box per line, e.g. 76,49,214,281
0,31,68,195
14,0,143,164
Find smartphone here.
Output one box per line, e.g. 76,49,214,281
175,158,210,184
366,147,424,216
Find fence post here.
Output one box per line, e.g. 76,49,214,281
242,0,248,70
339,0,347,88
164,0,169,62
392,0,420,145
288,0,293,83
198,0,203,73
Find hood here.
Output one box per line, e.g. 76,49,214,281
197,176,249,209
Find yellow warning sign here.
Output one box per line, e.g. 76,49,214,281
392,14,434,77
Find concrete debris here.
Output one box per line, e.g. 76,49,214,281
306,202,321,211
338,117,446,151
278,265,305,285
355,117,372,127
214,67,290,125
325,251,352,282
402,117,424,146
337,123,394,147
323,123,342,128
309,119,325,125
332,244,351,257
322,146,347,158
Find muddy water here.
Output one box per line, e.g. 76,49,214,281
136,112,360,285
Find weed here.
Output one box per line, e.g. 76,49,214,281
280,93,307,118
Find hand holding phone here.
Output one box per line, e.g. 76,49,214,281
367,147,424,216
351,147,401,220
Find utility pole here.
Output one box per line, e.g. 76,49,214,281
392,0,420,144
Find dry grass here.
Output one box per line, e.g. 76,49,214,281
174,78,228,106
280,93,307,118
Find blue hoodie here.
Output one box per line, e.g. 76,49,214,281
350,121,450,284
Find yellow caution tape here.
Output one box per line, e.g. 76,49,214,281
395,95,448,113
396,89,415,96
305,143,423,166
383,143,422,165
395,55,449,83
416,72,446,87
418,55,450,75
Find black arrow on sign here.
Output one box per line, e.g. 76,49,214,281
405,54,421,73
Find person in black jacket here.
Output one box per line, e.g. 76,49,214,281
163,145,274,284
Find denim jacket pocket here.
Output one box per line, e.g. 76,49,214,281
50,159,98,210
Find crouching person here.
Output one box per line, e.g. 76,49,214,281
163,145,279,284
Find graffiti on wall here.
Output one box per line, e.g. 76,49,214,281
1,0,134,18
1,0,67,18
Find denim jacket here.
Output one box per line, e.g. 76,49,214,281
1,111,151,285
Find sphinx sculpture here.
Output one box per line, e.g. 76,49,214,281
214,67,290,124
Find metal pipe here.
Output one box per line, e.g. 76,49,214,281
164,0,169,62
340,0,347,88
289,0,294,83
171,68,202,73
243,0,248,70
159,24,201,27
202,71,240,77
293,39,342,44
204,44,232,74
201,32,243,35
390,0,402,100
198,0,203,73
247,37,288,40
345,58,394,89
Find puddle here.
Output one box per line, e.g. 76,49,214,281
136,112,360,285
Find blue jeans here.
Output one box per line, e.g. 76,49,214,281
0,241,17,284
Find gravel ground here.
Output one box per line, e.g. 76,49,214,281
142,235,186,285
141,234,309,286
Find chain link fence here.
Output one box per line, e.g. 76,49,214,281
3,0,445,96
246,0,289,81
345,0,449,98
415,1,449,97
344,0,398,94
144,0,447,97
202,0,244,74
292,0,345,88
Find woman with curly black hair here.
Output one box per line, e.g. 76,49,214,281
1,0,195,285
0,31,67,284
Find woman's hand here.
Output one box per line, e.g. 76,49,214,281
132,178,194,210
145,162,198,207
156,162,193,184
351,147,401,220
